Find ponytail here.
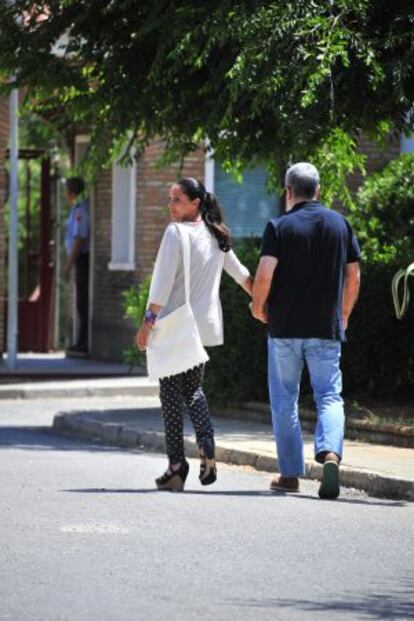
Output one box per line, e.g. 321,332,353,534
200,191,232,252
177,178,232,252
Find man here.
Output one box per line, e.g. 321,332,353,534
252,163,361,499
64,176,90,356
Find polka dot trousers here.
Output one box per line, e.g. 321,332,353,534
159,364,215,464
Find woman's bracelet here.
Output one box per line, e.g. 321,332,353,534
144,309,158,328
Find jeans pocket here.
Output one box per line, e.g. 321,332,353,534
274,338,295,359
307,339,340,362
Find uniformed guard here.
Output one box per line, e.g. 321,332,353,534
63,176,90,356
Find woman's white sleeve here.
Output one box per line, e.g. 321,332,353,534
223,249,250,284
148,225,180,306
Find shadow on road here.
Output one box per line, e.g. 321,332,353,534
61,487,408,507
0,425,122,453
0,425,409,508
222,578,414,619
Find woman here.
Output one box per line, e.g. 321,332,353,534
136,178,253,491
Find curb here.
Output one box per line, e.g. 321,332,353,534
213,403,414,449
52,412,414,502
0,379,159,400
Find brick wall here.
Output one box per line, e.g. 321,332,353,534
0,99,9,356
90,167,137,360
136,139,205,276
90,140,205,361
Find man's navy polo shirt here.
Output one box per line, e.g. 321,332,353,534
260,201,361,341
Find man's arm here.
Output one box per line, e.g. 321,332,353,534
342,262,361,330
63,238,84,279
252,256,278,323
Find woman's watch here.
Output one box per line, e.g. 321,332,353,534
144,309,158,328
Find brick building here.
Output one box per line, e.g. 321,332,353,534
79,135,289,360
87,139,206,360
0,108,412,362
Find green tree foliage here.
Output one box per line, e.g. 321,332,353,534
0,1,413,201
349,152,414,263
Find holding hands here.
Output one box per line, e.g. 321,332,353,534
250,301,268,324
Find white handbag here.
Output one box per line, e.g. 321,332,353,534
146,223,209,380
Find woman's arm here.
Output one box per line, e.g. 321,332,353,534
136,303,163,351
240,276,254,296
223,250,252,296
136,225,180,351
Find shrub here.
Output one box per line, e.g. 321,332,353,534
123,167,414,399
204,239,268,403
348,152,414,264
204,241,414,403
342,261,414,398
341,152,414,398
122,274,151,368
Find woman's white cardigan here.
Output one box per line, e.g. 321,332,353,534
148,222,250,347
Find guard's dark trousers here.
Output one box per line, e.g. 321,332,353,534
75,253,89,350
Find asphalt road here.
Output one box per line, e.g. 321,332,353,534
0,397,413,621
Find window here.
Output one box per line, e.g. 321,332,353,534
74,135,90,165
108,157,136,271
401,133,414,154
205,156,279,238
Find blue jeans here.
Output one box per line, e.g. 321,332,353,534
268,337,344,477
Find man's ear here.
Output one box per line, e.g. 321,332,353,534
286,186,292,201
315,185,321,200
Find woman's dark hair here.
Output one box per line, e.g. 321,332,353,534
177,178,232,252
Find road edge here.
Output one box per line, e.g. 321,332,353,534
52,412,414,502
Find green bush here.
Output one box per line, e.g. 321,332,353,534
123,160,414,398
122,274,151,368
204,241,414,403
349,152,414,264
204,239,268,404
342,261,414,398
343,153,414,397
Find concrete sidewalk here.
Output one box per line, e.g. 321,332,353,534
53,400,414,501
0,377,158,400
0,352,145,378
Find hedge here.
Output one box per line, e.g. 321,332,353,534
348,151,414,263
124,150,414,402
123,239,413,402
203,239,414,403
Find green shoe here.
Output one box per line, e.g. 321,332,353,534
318,461,340,499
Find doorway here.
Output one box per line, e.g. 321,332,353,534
3,149,55,351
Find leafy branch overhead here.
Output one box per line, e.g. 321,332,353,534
0,1,413,202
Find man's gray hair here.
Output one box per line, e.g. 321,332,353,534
285,162,320,199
